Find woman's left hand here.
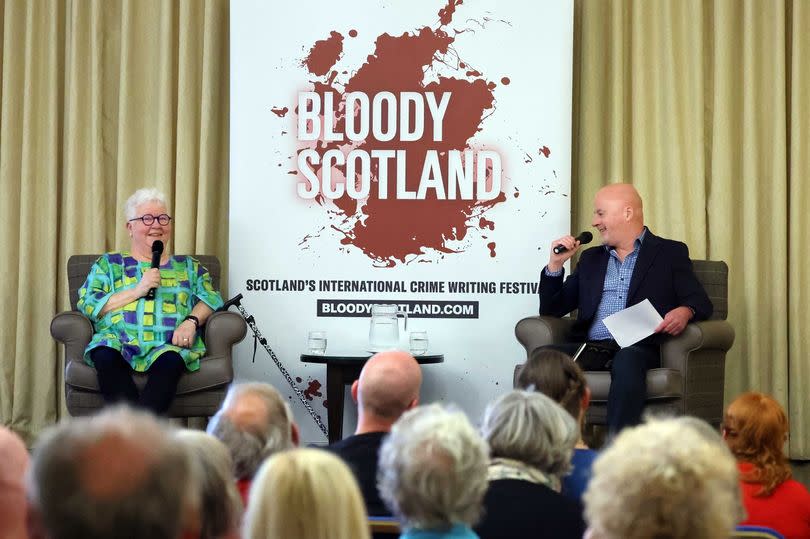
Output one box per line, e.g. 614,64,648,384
172,320,197,348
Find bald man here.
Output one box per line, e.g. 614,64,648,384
327,350,422,516
539,183,712,433
1,426,29,539
26,406,199,539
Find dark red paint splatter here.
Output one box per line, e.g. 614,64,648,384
501,76,510,85
295,376,302,383
349,29,358,37
297,1,507,265
303,379,323,401
271,106,289,117
323,400,329,408
487,241,496,257
302,31,344,76
514,187,520,198
438,0,463,25
539,146,551,158
479,217,494,230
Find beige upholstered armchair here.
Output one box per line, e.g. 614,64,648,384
514,260,735,427
51,254,247,418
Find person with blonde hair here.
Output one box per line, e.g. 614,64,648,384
175,429,243,539
723,391,810,538
583,416,742,539
243,448,370,539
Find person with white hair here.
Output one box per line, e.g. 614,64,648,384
378,404,489,539
174,429,243,539
77,187,224,414
206,382,299,505
583,416,743,539
243,448,370,539
26,406,200,539
475,390,585,539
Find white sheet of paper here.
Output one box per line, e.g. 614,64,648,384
602,299,664,348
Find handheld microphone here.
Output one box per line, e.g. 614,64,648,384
146,240,164,300
553,231,593,254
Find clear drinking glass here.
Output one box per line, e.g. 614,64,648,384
409,330,428,356
307,331,327,355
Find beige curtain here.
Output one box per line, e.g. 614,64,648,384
573,0,810,456
0,0,229,445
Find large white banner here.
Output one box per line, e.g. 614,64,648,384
230,0,573,442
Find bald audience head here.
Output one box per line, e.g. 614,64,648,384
27,406,198,539
351,351,422,434
207,382,299,480
1,426,29,539
592,183,645,250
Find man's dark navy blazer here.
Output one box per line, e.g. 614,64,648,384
539,229,713,343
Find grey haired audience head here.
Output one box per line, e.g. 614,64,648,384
174,429,243,539
378,403,489,531
0,425,29,539
583,416,743,539
207,382,297,480
26,405,198,539
482,390,578,479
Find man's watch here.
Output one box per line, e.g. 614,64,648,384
686,306,696,319
184,315,200,328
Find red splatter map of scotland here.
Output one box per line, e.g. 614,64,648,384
230,0,573,441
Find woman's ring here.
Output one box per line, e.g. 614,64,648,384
183,338,188,341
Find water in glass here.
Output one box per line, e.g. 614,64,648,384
307,331,327,355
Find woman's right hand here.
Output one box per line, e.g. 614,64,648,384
135,268,161,297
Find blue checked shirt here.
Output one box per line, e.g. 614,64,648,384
546,228,647,341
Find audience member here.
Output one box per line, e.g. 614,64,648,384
475,390,585,539
243,447,370,539
378,404,489,539
328,350,422,516
175,429,243,539
583,416,741,539
207,382,299,505
26,406,199,539
517,347,597,503
723,391,810,539
1,426,30,539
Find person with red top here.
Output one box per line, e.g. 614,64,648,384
723,391,810,539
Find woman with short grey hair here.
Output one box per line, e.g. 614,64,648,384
474,390,585,539
378,404,489,539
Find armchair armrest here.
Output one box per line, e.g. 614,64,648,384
204,311,248,356
515,316,576,355
660,320,735,370
50,311,93,361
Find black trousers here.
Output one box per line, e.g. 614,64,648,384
542,341,660,434
91,346,185,415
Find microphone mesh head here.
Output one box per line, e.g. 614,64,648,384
151,240,164,253
580,231,593,244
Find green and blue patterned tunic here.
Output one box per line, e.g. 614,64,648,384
77,252,224,372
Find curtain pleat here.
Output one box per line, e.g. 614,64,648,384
0,0,228,444
574,0,809,456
